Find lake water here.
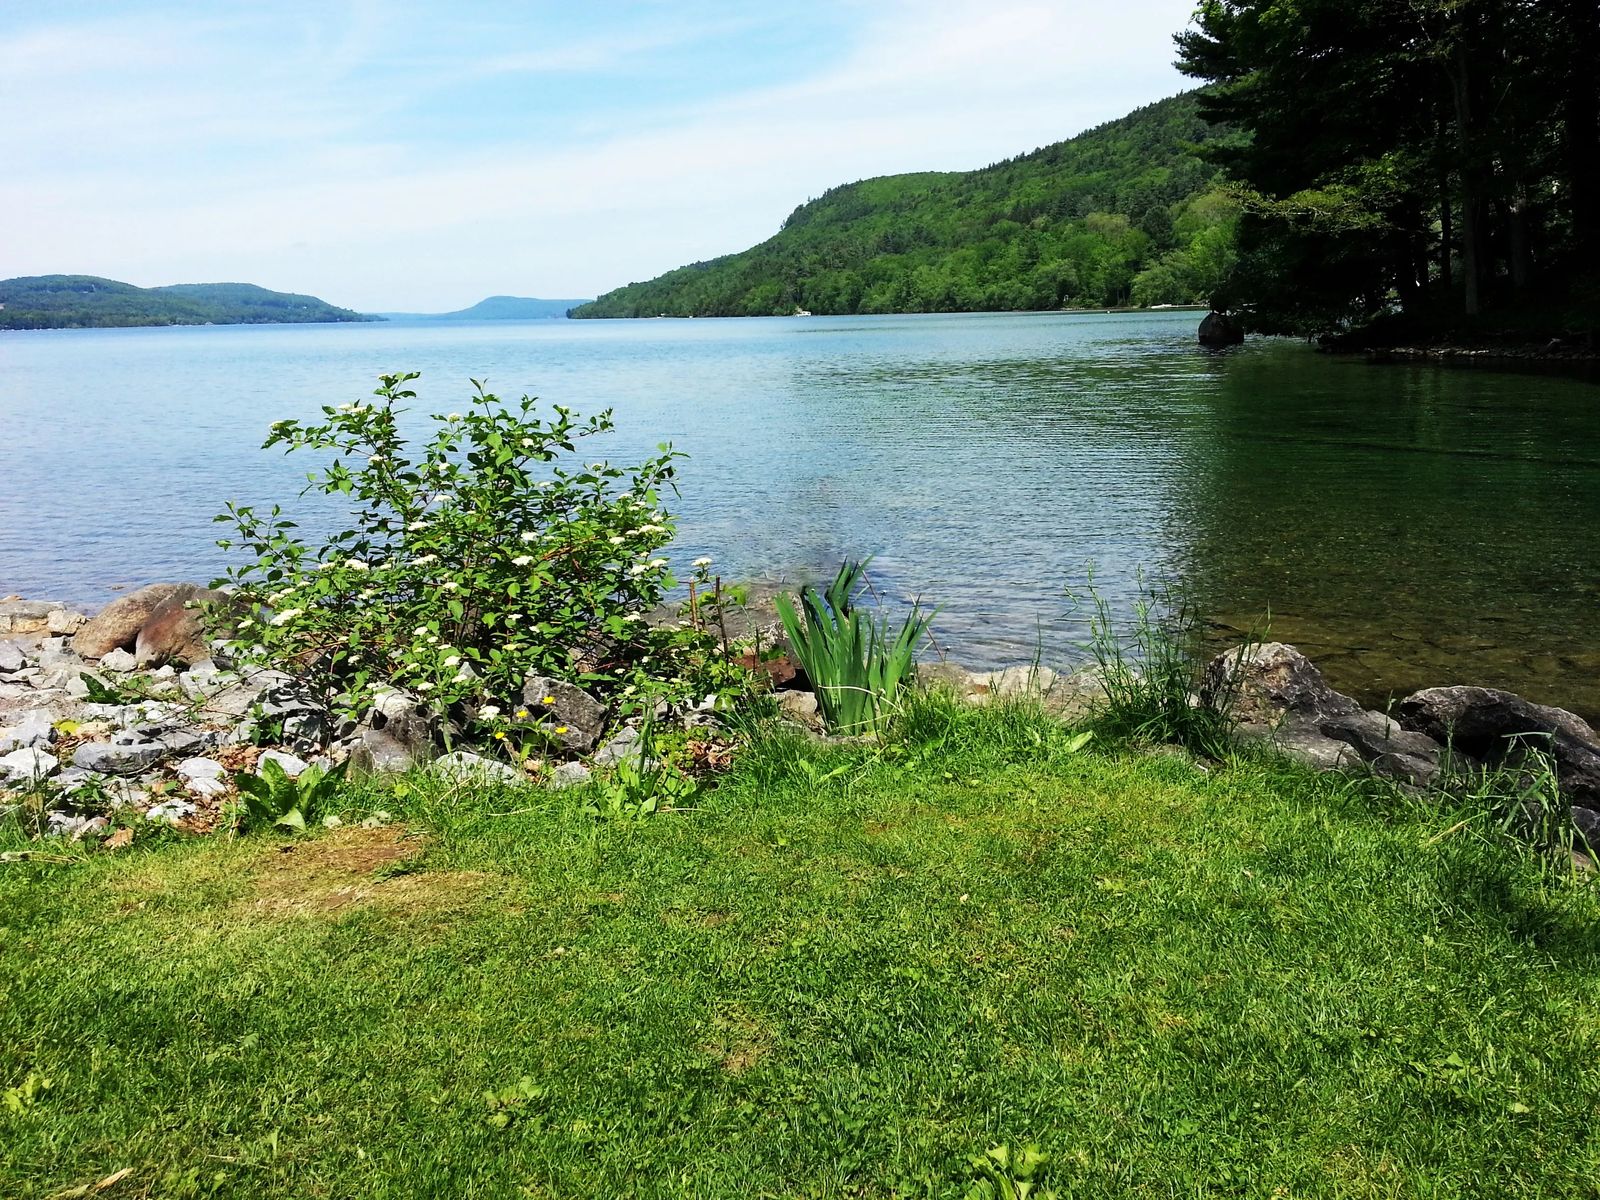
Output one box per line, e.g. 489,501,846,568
3,311,1598,715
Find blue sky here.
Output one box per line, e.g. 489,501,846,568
3,1,1198,310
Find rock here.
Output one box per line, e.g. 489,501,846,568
179,660,223,698
593,726,643,768
145,798,196,824
200,667,294,719
0,746,59,782
776,690,822,729
134,585,224,668
1573,807,1600,856
186,776,229,798
348,729,419,775
1396,685,1600,806
72,583,190,659
520,674,606,753
433,750,524,785
549,761,593,789
175,757,227,781
0,709,57,752
99,648,137,673
46,608,88,636
1198,310,1245,347
73,741,167,776
1316,710,1450,787
259,749,309,778
36,638,82,669
0,641,26,673
1203,642,1361,726
0,600,60,635
367,688,436,756
157,728,211,755
46,811,94,839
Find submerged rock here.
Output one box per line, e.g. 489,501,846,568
1198,310,1245,347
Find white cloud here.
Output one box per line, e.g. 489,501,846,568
2,0,1197,309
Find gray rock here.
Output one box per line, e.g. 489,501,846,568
0,708,57,752
593,726,644,768
1317,709,1450,787
176,757,227,781
158,728,211,755
549,761,593,789
520,674,606,753
348,728,419,775
36,638,81,669
1573,807,1600,857
433,750,525,785
185,776,229,798
0,746,59,782
0,641,25,673
1203,642,1360,726
1396,685,1600,806
199,668,295,719
46,811,94,839
99,648,137,673
73,741,168,776
145,797,196,824
366,688,436,755
259,749,309,778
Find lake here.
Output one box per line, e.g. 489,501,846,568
2,310,1598,715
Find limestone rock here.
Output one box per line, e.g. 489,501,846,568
434,750,524,785
0,641,26,673
348,729,418,775
520,674,606,753
259,749,310,778
0,709,56,752
175,757,227,781
71,583,188,659
99,648,137,673
549,761,593,789
0,746,59,782
0,600,61,635
73,741,167,776
593,726,643,768
134,585,223,668
46,607,88,636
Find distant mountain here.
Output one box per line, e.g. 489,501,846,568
379,296,591,321
572,92,1237,318
0,275,375,330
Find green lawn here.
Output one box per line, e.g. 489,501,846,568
3,700,1598,1198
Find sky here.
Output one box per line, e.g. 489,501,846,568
3,1,1200,311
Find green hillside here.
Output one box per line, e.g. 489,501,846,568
573,93,1238,319
0,276,375,329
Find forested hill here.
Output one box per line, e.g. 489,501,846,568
572,92,1237,318
379,296,589,320
0,276,375,329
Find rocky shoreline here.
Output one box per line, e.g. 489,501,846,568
4,587,1599,863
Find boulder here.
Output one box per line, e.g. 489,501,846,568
46,607,88,636
71,583,189,659
1396,685,1600,806
1316,710,1452,788
520,674,606,753
134,585,224,668
1198,311,1245,347
1572,807,1600,857
367,688,437,757
1203,642,1360,726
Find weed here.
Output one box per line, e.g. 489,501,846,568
776,558,934,736
232,759,347,833
963,1144,1058,1200
1072,573,1251,757
585,720,700,820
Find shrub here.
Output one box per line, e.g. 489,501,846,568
775,559,933,736
216,372,691,739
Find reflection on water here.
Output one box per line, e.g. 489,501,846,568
1,311,1596,714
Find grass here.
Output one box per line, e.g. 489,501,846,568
3,695,1599,1198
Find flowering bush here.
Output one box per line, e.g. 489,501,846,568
216,372,689,739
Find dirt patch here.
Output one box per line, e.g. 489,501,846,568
243,825,491,918
702,1006,773,1076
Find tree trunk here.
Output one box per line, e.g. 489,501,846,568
1564,0,1600,272
1447,42,1488,316
1439,174,1453,292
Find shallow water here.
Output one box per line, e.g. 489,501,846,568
2,311,1597,713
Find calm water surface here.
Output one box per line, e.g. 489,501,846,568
2,311,1597,713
